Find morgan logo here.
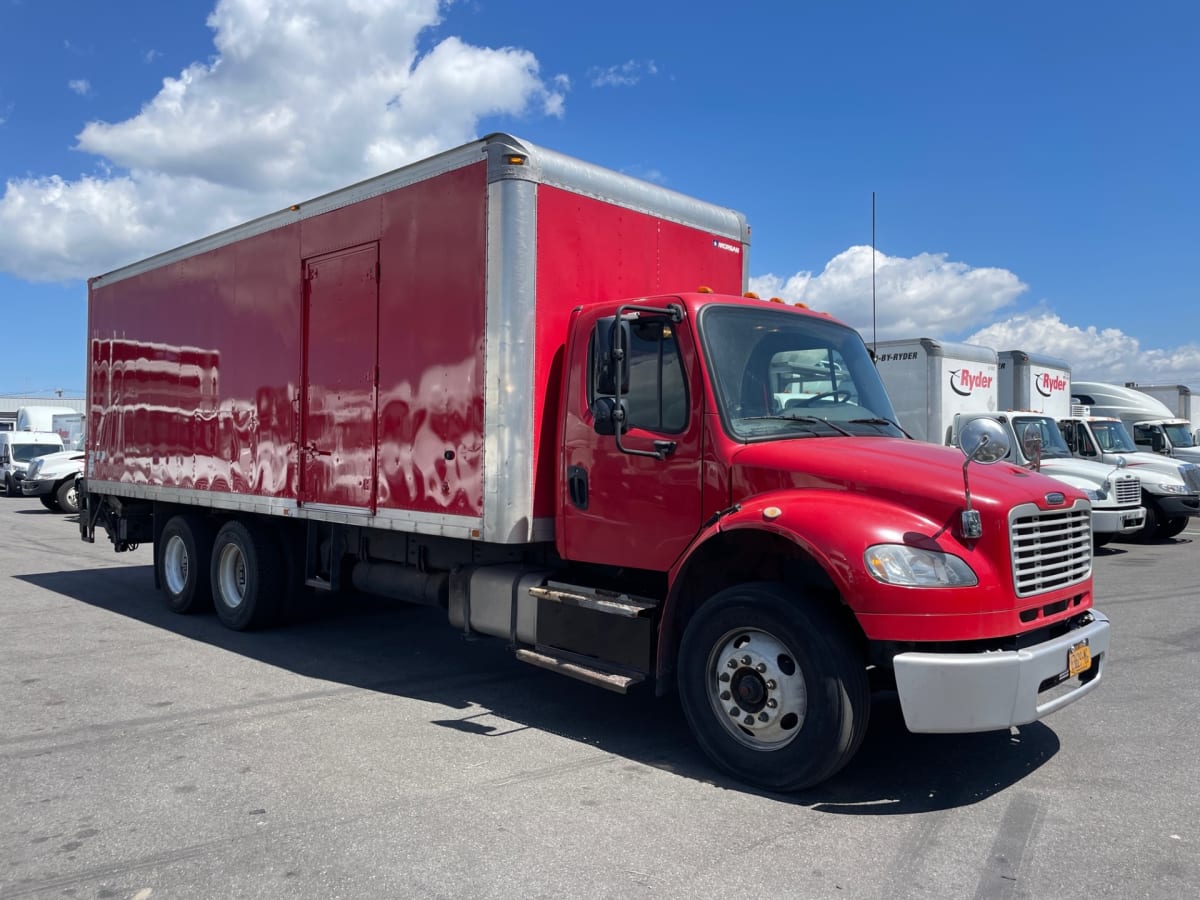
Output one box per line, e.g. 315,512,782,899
1036,372,1069,398
949,368,994,397
713,240,741,254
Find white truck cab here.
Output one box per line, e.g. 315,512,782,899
0,431,66,497
1058,413,1200,540
1072,382,1200,463
951,411,1145,546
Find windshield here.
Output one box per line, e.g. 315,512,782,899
12,443,62,462
1163,423,1196,448
698,305,903,441
1091,420,1138,453
1011,416,1073,460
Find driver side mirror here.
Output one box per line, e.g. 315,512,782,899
593,317,630,396
1150,431,1166,453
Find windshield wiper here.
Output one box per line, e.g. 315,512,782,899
739,415,854,436
847,417,910,438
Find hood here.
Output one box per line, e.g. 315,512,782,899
1037,457,1130,485
729,437,1082,526
1106,451,1196,484
26,450,85,478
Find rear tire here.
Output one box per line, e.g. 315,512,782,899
158,515,215,614
39,495,61,511
56,479,81,514
677,582,869,792
210,519,283,631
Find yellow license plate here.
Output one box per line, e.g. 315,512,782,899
1068,641,1092,677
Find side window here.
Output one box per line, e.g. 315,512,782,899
1132,425,1152,446
624,320,688,433
1058,423,1077,452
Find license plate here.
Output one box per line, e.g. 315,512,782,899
1068,640,1092,677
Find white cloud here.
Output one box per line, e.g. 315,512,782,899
968,313,1200,384
750,245,1027,341
0,0,567,282
589,60,658,88
68,79,92,96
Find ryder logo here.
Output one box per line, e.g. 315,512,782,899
949,368,994,397
1036,372,1069,399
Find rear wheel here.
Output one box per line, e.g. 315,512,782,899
158,515,215,614
56,479,80,514
39,495,60,511
211,519,283,631
677,582,869,791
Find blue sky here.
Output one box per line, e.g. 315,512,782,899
1,0,1197,397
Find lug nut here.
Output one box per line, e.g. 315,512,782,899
719,672,730,682
720,691,731,701
727,659,738,669
741,655,752,665
744,715,755,726
756,663,767,673
758,712,769,722
729,707,740,717
767,699,777,709
766,680,777,690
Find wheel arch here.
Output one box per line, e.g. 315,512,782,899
656,526,866,693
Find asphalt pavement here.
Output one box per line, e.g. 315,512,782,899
1,496,1196,899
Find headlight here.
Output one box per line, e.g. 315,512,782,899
864,544,979,587
1084,487,1107,501
27,460,42,478
1154,482,1190,495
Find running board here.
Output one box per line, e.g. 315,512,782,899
515,648,645,694
529,582,657,618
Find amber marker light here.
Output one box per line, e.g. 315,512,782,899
697,285,714,293
504,154,527,165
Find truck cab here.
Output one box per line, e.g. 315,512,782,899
950,411,1144,545
1057,414,1200,540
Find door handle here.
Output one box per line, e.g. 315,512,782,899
567,465,588,510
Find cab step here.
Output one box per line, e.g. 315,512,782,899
528,582,657,618
514,647,646,694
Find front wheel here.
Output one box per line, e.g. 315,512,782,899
56,479,81,514
1158,516,1188,539
677,582,869,791
3,475,17,498
39,495,60,511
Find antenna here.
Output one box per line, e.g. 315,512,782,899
871,191,877,356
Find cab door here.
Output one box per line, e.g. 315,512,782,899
558,306,705,571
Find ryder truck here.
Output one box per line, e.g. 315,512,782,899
81,134,1108,791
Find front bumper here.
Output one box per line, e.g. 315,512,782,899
1153,494,1200,517
892,609,1110,733
1092,506,1146,535
20,478,53,498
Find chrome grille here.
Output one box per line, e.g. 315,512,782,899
1114,477,1141,505
1181,464,1200,493
1009,502,1092,598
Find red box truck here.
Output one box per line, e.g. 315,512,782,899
81,134,1108,790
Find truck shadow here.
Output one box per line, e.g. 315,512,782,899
19,565,1060,813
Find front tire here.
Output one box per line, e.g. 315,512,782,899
210,519,282,631
39,495,61,511
158,515,214,614
56,479,80,514
4,475,16,498
1158,516,1188,539
677,582,869,791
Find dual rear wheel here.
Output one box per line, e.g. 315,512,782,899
157,515,282,629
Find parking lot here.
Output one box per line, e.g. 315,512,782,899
1,496,1197,900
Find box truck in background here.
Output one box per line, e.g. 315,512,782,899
1072,382,1200,464
872,338,997,443
1125,383,1198,427
79,133,1110,791
875,339,1144,544
997,350,1072,418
